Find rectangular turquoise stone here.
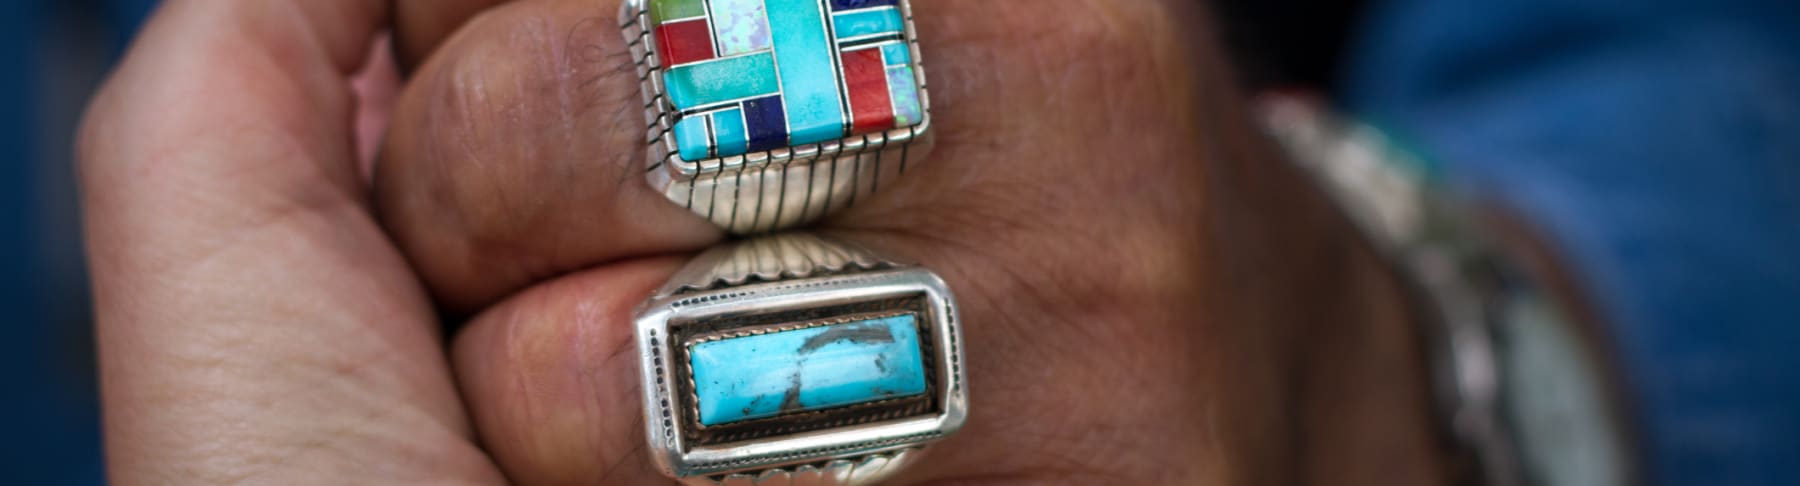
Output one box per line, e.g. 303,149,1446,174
688,315,928,426
712,108,749,157
766,0,848,145
664,52,780,110
832,8,904,39
674,114,713,161
880,42,910,66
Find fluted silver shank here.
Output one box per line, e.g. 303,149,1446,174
689,447,921,486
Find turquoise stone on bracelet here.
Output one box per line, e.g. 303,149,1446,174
688,315,928,426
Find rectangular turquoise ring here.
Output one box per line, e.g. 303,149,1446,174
621,0,935,234
632,234,967,483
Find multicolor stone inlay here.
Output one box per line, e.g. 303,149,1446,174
687,315,928,426
651,0,923,162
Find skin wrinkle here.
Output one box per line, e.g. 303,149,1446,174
863,231,1200,481
571,291,650,480
117,307,452,481
450,260,681,485
501,298,543,468
566,16,642,192
572,288,609,463
111,67,359,233
433,15,572,287
549,18,581,161
553,14,643,266
511,16,572,279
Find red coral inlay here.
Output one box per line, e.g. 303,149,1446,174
657,19,716,67
842,48,895,134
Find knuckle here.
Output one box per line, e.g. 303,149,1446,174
405,4,641,252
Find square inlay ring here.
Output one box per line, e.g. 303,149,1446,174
621,0,935,234
634,266,967,480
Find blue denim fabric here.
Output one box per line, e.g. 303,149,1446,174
1346,1,1800,484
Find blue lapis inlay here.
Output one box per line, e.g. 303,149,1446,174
688,315,929,426
742,96,789,153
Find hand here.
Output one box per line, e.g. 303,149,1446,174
82,0,1442,484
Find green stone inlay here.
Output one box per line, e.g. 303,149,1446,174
665,52,781,109
650,0,706,24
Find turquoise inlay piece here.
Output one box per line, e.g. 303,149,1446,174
832,8,904,39
675,115,713,161
767,0,848,145
709,0,772,57
664,52,781,110
688,315,928,426
887,65,922,128
880,42,911,66
712,108,749,157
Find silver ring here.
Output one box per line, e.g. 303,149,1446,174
634,233,968,485
621,0,936,234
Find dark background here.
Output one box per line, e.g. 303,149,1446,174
4,0,154,483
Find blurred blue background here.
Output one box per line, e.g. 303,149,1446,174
2,0,154,483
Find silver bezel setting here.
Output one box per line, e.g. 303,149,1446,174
635,267,968,482
619,0,936,234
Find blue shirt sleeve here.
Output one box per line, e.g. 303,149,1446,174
1343,1,1800,485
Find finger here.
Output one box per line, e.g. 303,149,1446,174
447,253,1052,485
392,0,512,71
828,0,1222,242
81,0,499,481
451,258,685,486
376,0,723,313
447,238,1220,485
